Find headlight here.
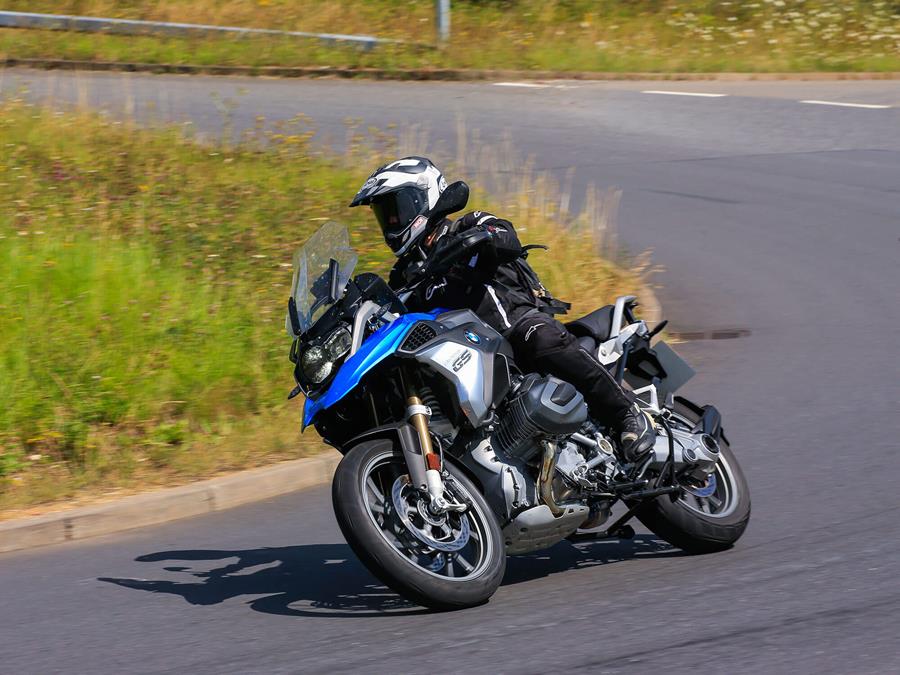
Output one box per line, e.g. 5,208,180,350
300,328,352,385
301,345,333,384
323,327,352,360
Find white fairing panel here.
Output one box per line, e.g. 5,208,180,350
415,340,489,426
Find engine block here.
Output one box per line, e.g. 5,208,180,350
493,375,587,461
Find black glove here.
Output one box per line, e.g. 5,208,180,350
424,228,493,278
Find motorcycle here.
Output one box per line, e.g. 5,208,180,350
286,182,750,609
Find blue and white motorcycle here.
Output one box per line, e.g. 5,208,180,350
287,183,750,610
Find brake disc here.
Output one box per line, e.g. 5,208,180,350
391,476,470,552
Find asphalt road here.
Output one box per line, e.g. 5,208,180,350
1,71,899,674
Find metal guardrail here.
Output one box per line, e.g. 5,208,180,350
0,10,401,51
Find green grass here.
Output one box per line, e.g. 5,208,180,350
1,1,898,73
0,100,644,516
0,103,381,514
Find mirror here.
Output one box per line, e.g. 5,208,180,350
308,258,341,317
427,180,469,226
287,297,302,336
327,258,341,304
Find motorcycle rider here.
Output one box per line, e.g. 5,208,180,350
349,156,654,459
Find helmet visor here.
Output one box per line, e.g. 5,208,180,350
372,186,428,244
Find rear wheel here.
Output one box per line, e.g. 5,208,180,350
636,402,751,553
332,439,506,610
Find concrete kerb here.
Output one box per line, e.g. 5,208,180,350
4,58,900,82
0,450,341,554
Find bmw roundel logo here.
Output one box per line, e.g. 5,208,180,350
464,330,481,344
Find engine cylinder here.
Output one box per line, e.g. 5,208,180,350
493,375,588,461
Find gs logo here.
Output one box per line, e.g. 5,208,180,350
451,350,472,372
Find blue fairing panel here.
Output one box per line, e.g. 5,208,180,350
303,310,443,428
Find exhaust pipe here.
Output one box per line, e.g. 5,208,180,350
682,433,721,481
538,440,564,517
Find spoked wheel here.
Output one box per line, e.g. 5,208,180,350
635,402,751,553
370,457,489,579
332,439,505,610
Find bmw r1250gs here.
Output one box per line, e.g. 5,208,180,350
286,183,751,609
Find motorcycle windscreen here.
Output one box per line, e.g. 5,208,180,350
286,221,358,336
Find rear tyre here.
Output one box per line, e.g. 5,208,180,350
636,402,751,554
332,439,506,610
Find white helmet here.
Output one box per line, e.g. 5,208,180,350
349,156,447,256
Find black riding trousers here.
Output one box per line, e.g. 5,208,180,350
506,313,633,427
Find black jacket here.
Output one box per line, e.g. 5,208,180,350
389,211,561,334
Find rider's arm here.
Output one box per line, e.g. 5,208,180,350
454,211,523,267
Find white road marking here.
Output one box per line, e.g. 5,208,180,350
642,90,728,98
800,100,891,109
493,82,550,89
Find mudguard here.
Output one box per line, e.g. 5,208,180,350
676,396,728,444
339,422,428,489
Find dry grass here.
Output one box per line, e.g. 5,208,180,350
1,1,898,72
436,125,651,318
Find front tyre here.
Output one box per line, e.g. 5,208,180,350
332,439,506,610
636,402,751,553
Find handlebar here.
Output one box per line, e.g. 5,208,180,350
397,228,494,293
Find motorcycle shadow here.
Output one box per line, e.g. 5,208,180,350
503,534,684,586
98,536,680,617
99,543,427,618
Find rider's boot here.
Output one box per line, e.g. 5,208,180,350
618,403,656,462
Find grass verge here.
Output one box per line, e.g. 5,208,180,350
0,99,645,517
1,1,899,73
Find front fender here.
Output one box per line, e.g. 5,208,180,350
340,422,427,490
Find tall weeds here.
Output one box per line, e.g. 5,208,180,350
0,97,645,514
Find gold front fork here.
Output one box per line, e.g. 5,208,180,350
404,381,465,513
406,394,440,472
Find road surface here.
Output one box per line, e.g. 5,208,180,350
1,71,899,674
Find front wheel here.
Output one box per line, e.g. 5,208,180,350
636,403,751,553
332,439,506,610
